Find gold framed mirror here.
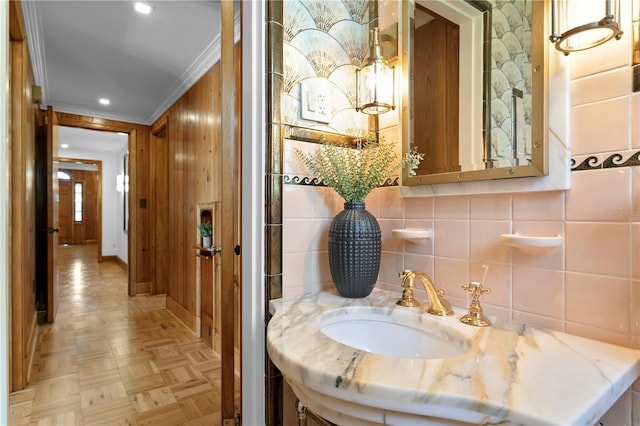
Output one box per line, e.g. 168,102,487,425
401,0,548,185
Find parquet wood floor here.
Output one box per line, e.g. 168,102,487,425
9,244,238,425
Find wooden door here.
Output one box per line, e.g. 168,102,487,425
414,6,460,174
220,0,239,422
46,106,60,323
58,178,71,245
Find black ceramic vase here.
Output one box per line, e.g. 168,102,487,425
328,202,381,298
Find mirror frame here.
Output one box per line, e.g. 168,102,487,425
401,0,548,185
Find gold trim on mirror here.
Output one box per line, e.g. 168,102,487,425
284,125,361,148
402,0,548,185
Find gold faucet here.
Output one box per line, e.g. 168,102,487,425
460,282,491,327
396,270,453,316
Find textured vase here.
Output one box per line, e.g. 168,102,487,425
328,202,381,298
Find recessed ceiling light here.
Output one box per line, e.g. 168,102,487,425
61,144,69,149
134,2,152,15
99,98,110,105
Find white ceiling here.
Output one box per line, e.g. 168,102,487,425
58,126,128,155
22,0,224,125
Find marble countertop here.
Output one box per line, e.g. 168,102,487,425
267,289,640,425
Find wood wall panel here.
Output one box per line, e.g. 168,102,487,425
9,0,39,391
154,58,226,322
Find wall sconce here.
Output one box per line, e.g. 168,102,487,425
355,27,396,114
549,0,623,55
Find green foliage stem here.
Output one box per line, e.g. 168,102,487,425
296,136,424,203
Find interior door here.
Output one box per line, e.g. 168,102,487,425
58,178,71,245
46,106,60,323
220,0,240,422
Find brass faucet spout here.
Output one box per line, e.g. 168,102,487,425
396,270,453,316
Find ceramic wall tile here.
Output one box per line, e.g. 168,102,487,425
566,272,630,334
283,219,315,253
282,252,307,293
378,251,406,287
404,253,434,278
314,254,332,290
405,197,434,219
566,168,631,221
512,266,564,319
565,322,630,348
633,93,639,149
469,220,512,264
565,222,631,278
377,186,404,219
512,191,565,221
512,311,564,332
434,220,469,259
633,167,640,222
633,224,640,282
468,261,511,308
364,188,381,218
572,96,630,155
311,187,342,219
571,68,630,106
632,280,640,336
433,257,469,300
569,37,630,80
469,194,512,220
434,196,469,219
379,218,405,253
565,222,631,277
283,185,313,219
312,219,331,253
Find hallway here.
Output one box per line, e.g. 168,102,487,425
9,244,232,425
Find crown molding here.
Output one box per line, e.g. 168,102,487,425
21,0,49,104
51,102,150,126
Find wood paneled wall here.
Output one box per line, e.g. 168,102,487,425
9,0,39,392
152,61,221,324
151,44,241,334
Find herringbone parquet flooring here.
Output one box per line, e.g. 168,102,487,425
9,244,237,425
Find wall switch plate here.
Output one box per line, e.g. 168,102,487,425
300,80,331,123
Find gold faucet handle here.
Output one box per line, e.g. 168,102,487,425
397,270,421,307
461,282,491,297
460,282,491,327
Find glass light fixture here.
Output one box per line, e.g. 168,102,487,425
355,27,396,115
550,0,623,55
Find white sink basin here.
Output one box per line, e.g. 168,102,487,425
319,309,467,359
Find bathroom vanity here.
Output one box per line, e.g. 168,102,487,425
267,289,640,425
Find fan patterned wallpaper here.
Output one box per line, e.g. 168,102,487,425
489,0,533,168
283,0,372,137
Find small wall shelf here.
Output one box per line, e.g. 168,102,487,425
392,228,433,242
500,233,564,254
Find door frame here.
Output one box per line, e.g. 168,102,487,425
1,2,11,423
56,158,103,258
54,113,146,296
239,1,266,424
45,106,59,324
